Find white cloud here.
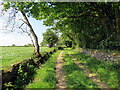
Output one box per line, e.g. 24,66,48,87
0,19,4,29
0,4,49,46
0,32,32,46
0,9,32,46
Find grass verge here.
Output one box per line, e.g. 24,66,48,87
26,50,61,88
63,49,98,88
70,49,119,88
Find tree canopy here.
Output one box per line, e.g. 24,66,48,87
41,29,59,48
3,2,120,50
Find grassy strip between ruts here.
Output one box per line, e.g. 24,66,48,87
70,49,119,88
26,50,61,88
63,49,98,88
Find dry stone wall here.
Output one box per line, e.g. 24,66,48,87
82,49,120,63
2,48,59,89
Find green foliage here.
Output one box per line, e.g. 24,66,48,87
13,63,36,89
33,2,120,50
26,50,61,88
11,44,16,46
58,34,73,47
64,41,72,47
63,50,98,88
41,29,59,48
4,82,13,89
40,41,47,47
24,44,33,47
99,39,120,49
71,49,119,88
3,2,120,50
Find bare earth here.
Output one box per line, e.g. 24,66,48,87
56,51,67,89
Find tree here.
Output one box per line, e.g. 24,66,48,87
20,11,40,55
24,43,33,47
3,2,120,50
12,44,16,46
58,33,73,47
41,29,59,48
32,2,120,50
3,2,41,56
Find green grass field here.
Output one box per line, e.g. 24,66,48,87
1,46,54,70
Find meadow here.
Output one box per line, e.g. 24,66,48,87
1,46,54,70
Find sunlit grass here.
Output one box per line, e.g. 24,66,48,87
26,50,61,88
63,49,98,88
1,46,54,70
71,49,119,88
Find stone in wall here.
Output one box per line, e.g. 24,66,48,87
82,49,120,63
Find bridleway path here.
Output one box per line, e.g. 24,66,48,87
56,51,67,89
68,51,110,90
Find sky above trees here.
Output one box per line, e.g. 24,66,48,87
1,1,120,50
0,13,50,46
0,2,52,46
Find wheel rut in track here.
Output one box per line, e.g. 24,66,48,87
56,51,67,89
68,51,110,89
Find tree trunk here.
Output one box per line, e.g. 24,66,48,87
28,33,35,47
74,33,81,51
20,11,40,56
115,5,120,40
101,18,110,36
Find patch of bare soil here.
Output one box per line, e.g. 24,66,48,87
56,51,67,89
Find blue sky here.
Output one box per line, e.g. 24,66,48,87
0,17,50,46
0,9,51,46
